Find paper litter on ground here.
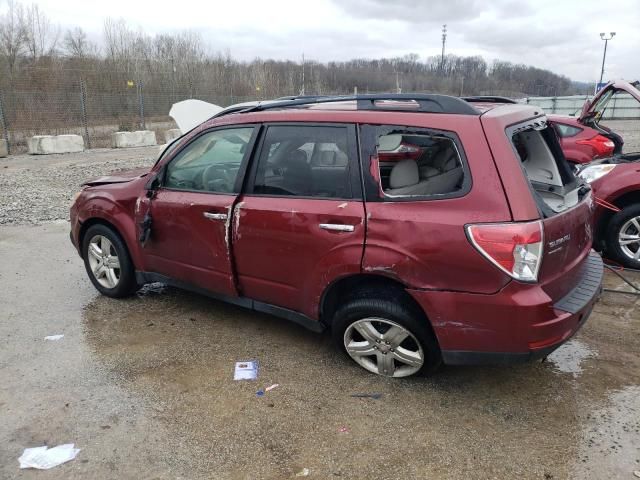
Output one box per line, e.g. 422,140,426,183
44,334,64,341
233,360,259,380
19,443,80,469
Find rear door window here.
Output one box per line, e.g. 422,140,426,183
252,125,354,199
373,128,468,199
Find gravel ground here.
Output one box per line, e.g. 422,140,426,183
0,147,158,225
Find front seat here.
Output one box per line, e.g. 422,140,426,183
282,150,312,195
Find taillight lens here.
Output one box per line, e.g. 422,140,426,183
576,134,615,158
466,221,544,282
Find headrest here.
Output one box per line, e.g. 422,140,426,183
288,149,308,165
378,134,402,152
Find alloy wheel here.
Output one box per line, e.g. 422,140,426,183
343,318,424,377
87,234,121,289
618,216,640,261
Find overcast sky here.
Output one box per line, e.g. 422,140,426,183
4,0,639,82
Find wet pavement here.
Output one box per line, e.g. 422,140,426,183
1,222,639,479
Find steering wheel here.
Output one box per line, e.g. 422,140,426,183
201,164,233,192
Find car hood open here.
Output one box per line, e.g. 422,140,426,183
579,80,640,123
169,99,224,133
83,167,150,186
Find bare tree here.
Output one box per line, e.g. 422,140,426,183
0,0,25,75
23,3,59,60
63,26,95,58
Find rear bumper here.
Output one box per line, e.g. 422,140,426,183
408,252,603,365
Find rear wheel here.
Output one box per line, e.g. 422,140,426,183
606,204,640,269
82,224,137,297
332,291,441,377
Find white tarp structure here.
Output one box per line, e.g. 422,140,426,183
169,100,224,133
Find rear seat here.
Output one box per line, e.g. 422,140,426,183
386,146,463,196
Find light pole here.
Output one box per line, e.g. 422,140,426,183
598,32,616,87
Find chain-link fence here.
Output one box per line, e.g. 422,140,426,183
0,69,253,154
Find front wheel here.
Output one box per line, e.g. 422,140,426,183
332,294,441,378
82,224,137,297
605,204,640,269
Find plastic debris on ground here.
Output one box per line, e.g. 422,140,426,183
257,383,280,396
338,426,350,433
350,393,382,399
19,444,80,469
295,467,310,477
634,471,640,478
233,360,259,380
44,334,64,341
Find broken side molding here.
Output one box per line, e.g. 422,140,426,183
135,271,326,333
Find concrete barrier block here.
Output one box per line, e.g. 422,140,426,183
27,135,85,155
164,128,182,144
0,139,7,158
111,131,157,148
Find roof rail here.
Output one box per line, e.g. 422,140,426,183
462,96,518,104
211,93,480,121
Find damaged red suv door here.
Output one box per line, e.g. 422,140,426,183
232,124,365,319
134,126,257,297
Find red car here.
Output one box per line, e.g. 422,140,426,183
564,81,640,268
70,94,601,377
548,115,616,165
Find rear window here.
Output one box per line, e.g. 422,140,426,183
511,121,581,214
555,123,582,138
375,130,466,198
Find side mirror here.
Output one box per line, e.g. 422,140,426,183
144,169,163,197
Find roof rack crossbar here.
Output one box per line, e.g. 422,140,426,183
462,96,518,104
211,93,480,121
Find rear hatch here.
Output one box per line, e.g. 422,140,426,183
479,107,594,301
510,118,593,299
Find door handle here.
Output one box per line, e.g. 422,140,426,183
203,212,228,221
319,223,355,232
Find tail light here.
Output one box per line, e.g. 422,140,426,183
466,221,544,282
576,134,615,158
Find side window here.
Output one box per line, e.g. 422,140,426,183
164,127,253,193
253,125,352,198
555,123,582,138
375,129,466,198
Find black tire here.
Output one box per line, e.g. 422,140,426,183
81,224,137,298
331,287,441,377
605,204,640,269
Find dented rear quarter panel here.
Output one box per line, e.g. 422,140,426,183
360,115,513,294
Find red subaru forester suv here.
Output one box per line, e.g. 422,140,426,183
70,94,602,377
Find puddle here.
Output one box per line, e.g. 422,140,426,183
573,385,640,478
547,339,597,377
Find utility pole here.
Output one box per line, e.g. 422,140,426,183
598,32,616,89
440,24,447,72
301,53,305,96
395,71,401,94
